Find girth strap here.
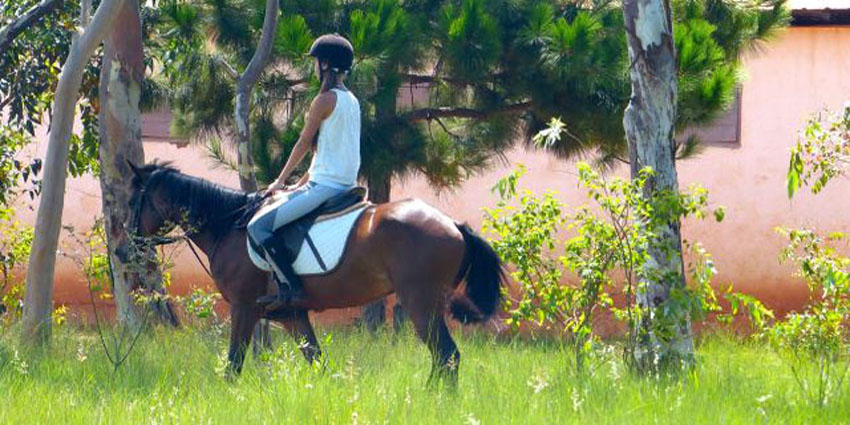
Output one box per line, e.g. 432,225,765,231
304,234,327,272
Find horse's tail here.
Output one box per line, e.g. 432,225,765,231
449,223,505,324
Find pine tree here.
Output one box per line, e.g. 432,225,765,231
151,0,788,330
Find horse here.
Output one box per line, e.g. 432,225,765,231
124,162,505,380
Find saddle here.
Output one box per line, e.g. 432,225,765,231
247,186,368,270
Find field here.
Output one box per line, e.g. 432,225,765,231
0,324,847,424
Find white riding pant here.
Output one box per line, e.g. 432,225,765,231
247,181,347,246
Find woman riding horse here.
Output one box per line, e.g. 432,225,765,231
127,35,505,382
247,34,361,308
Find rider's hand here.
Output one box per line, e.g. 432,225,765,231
263,180,283,197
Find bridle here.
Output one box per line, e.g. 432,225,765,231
131,170,182,247
130,170,260,279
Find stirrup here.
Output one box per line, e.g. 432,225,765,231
256,274,305,311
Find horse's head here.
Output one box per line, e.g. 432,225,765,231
126,161,179,246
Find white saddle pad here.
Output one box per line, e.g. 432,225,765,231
247,205,368,276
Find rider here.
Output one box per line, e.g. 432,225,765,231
247,34,361,307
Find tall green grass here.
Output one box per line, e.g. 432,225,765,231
0,324,846,424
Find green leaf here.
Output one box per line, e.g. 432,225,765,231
713,207,726,223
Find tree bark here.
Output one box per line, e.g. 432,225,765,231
360,176,391,332
0,0,64,56
234,0,278,191
621,0,693,370
98,0,178,329
232,0,278,352
21,0,126,346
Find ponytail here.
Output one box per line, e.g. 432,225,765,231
319,62,347,92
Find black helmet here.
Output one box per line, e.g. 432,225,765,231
309,34,354,72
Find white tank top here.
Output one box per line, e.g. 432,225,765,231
308,88,361,189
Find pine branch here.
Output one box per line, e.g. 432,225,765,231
0,95,13,109
213,55,308,88
287,77,309,86
0,0,64,55
401,73,435,84
403,101,532,122
400,72,506,86
205,138,239,172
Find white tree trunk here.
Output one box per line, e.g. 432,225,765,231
621,0,694,369
21,0,126,345
98,0,178,329
234,0,278,191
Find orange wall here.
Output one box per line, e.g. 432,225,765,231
391,27,850,313
14,26,850,321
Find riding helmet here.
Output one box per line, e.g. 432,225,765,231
309,34,354,72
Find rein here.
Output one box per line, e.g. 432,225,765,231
131,170,260,279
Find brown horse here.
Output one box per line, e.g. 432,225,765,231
125,162,505,380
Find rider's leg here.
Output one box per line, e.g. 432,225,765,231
247,182,345,306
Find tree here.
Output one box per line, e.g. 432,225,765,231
21,0,126,345
616,0,786,372
231,0,279,192
229,0,280,353
0,0,89,210
0,0,63,56
154,0,285,347
620,0,692,370
98,0,179,328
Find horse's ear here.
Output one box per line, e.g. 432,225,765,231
127,160,145,186
127,160,142,178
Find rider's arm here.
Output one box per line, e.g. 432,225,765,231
267,93,335,192
292,171,310,189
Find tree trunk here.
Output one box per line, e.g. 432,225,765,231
621,0,693,370
233,0,278,352
20,0,125,346
98,0,178,329
360,176,391,332
234,0,278,191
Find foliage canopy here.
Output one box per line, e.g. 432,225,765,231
151,0,789,189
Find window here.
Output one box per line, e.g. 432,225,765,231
679,88,742,148
141,107,189,147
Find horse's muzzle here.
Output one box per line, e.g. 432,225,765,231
114,241,131,263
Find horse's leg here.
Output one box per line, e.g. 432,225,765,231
412,313,460,385
227,302,260,376
278,309,322,364
395,276,460,384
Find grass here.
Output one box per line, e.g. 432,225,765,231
0,323,847,424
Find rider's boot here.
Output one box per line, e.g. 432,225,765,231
257,239,306,310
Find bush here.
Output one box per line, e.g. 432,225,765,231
483,163,732,373
0,213,33,321
787,101,850,197
766,228,850,406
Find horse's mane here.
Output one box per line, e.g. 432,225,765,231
139,161,256,236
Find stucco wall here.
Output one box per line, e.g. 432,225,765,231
392,26,850,313
15,26,850,321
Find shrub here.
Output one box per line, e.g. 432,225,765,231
483,163,731,373
787,101,850,197
767,228,850,406
179,287,222,327
0,213,33,321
